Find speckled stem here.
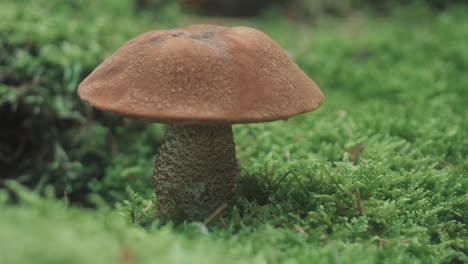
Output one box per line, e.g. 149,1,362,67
153,124,238,220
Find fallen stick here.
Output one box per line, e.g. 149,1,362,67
204,203,229,226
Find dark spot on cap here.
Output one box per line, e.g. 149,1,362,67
145,36,164,48
98,64,125,79
203,32,214,38
171,32,184,37
190,31,215,40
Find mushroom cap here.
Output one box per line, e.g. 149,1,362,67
78,24,324,124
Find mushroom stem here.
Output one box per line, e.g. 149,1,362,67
153,124,238,220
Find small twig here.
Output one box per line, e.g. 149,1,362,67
219,216,228,230
130,210,135,223
142,200,153,213
356,189,364,216
203,203,229,226
19,76,48,90
347,143,365,165
376,237,388,249
293,224,307,234
451,210,462,218
64,191,69,208
109,134,117,155
295,208,301,217
119,245,136,264
276,170,298,184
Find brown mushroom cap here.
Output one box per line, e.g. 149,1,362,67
78,24,324,124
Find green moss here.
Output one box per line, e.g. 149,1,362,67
1,0,467,263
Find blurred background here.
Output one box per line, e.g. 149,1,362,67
1,0,467,205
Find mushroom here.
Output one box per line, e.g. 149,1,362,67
78,25,324,220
